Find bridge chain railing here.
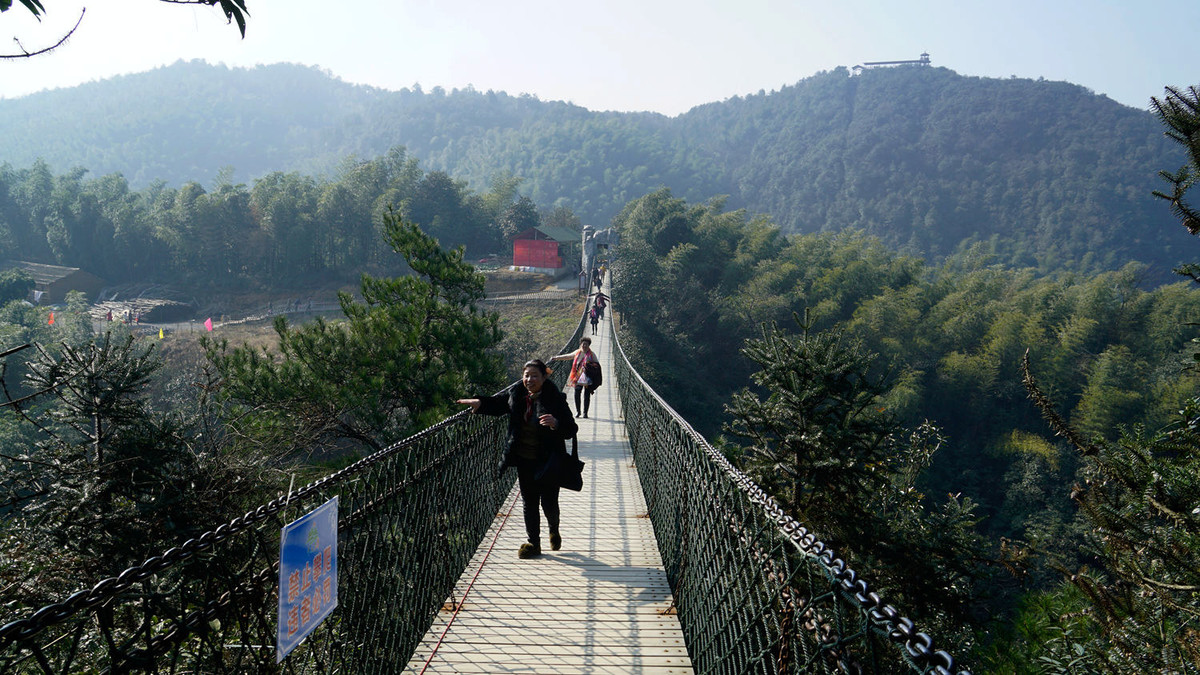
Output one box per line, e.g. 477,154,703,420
608,300,971,674
0,316,585,674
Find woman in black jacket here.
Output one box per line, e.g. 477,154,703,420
457,359,578,558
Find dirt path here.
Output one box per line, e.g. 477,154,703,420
93,299,345,337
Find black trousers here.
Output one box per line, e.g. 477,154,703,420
516,458,560,545
574,385,595,415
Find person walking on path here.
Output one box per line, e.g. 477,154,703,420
592,291,609,320
551,337,600,419
589,305,600,334
457,360,578,558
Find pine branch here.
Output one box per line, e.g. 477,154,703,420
1021,349,1102,457
0,8,83,59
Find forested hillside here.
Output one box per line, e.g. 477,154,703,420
1,62,380,186
0,149,554,291
676,67,1185,278
1,60,1191,281
611,181,1200,668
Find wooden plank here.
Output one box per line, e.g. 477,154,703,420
409,650,692,669
417,642,688,653
424,618,686,633
406,313,694,672
425,625,686,637
449,578,671,590
444,585,673,598
448,578,670,592
409,659,692,675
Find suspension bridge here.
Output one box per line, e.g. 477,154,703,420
0,282,971,674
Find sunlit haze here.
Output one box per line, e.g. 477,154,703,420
1,0,1197,115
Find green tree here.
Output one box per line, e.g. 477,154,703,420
90,172,167,281
1071,345,1148,440
726,316,894,526
248,171,320,282
0,333,282,605
495,195,541,242
207,207,505,456
0,268,33,304
1023,357,1200,672
12,160,54,260
1011,83,1200,673
195,169,255,285
406,170,478,248
725,315,984,631
542,204,582,232
1152,86,1200,236
480,169,523,224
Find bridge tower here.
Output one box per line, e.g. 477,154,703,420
581,225,619,285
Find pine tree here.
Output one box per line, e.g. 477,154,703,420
1022,355,1200,672
1015,84,1200,673
207,207,506,456
726,314,894,529
725,313,984,633
1153,85,1200,283
0,334,282,604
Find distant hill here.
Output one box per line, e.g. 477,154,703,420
0,60,1191,281
1,61,380,187
673,67,1190,278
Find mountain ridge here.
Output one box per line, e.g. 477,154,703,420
1,60,1190,280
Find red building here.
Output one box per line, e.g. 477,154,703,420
511,225,579,270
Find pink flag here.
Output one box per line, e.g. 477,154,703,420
204,318,213,331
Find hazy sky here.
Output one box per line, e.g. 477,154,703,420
1,0,1196,116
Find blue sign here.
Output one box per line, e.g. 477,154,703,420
277,496,339,663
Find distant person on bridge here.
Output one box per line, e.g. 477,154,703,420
551,337,600,419
457,359,578,559
589,305,600,334
593,291,609,320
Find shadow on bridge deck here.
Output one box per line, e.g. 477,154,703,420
405,309,694,674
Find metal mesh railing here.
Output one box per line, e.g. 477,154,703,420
0,319,584,674
608,314,971,674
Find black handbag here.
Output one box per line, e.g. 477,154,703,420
584,361,602,388
537,437,585,491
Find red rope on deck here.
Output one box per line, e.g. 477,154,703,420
417,485,521,674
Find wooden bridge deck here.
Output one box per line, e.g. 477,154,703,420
405,310,694,674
